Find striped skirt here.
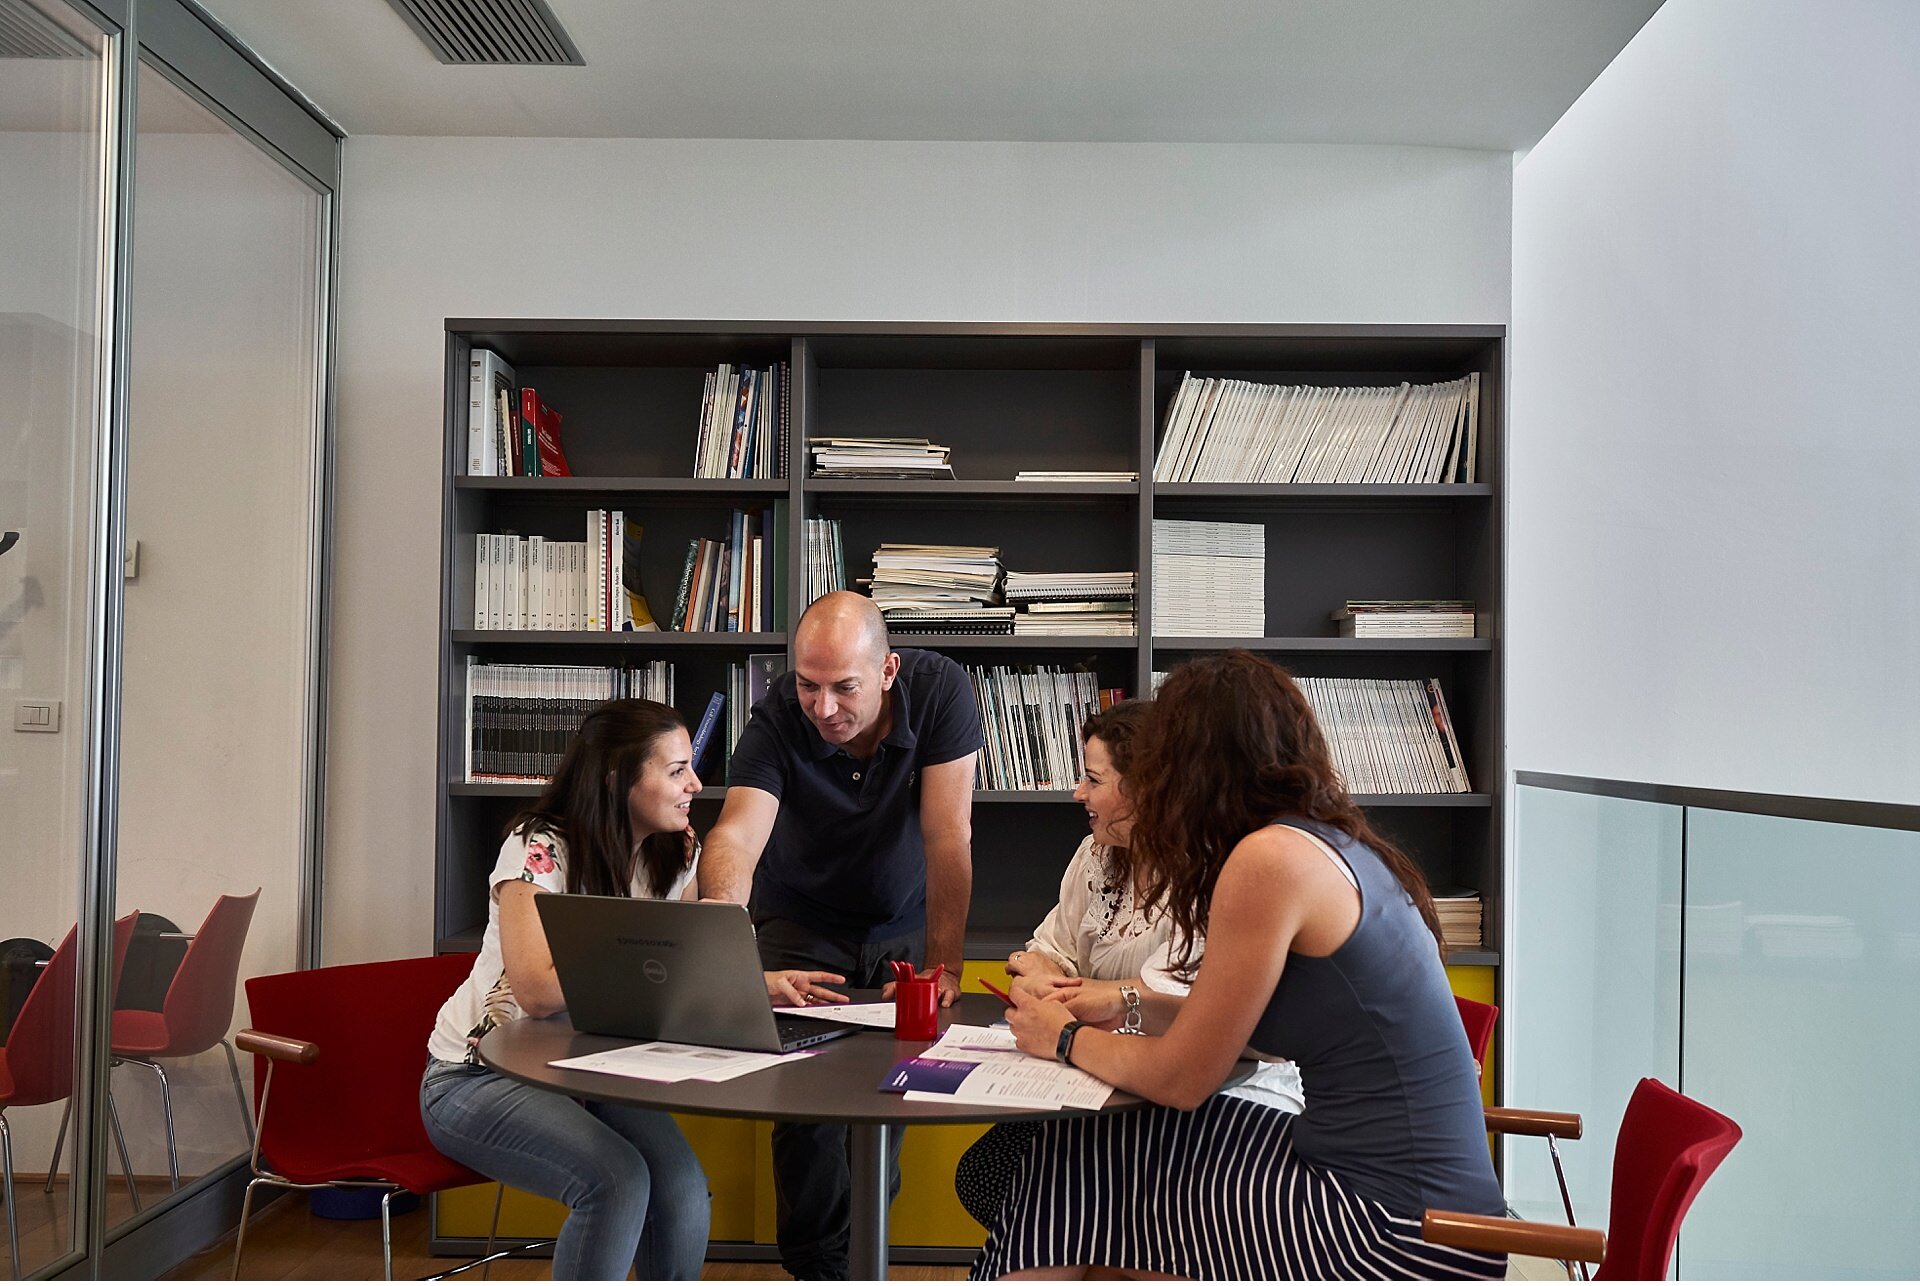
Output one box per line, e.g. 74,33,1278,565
971,1095,1506,1281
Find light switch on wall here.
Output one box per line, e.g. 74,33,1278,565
14,699,62,732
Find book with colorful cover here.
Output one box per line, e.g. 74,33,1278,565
534,399,572,477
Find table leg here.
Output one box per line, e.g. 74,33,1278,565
848,1121,892,1281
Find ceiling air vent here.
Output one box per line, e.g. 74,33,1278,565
385,0,583,66
0,0,95,58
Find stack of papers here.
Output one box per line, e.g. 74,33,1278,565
1152,519,1265,636
879,1024,1113,1110
809,437,954,479
550,1041,814,1083
770,1002,899,1029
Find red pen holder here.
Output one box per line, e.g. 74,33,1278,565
893,977,939,1041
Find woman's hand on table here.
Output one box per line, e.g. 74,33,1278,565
1010,972,1083,1003
763,970,848,1006
1004,987,1077,1061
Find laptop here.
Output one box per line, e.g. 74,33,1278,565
535,894,862,1054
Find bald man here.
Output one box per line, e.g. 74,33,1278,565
698,591,981,1279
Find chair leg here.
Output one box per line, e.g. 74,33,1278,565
4,1109,21,1280
482,1181,504,1281
220,1038,254,1145
380,1187,396,1281
1546,1134,1587,1282
231,1175,268,1280
41,1100,70,1195
106,1083,142,1212
147,1060,182,1191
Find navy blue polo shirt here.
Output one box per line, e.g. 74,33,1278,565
727,648,982,941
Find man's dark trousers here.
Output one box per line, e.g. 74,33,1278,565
754,915,923,1280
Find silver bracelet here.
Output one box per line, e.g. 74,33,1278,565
1115,983,1144,1035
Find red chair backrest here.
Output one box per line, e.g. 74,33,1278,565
1454,995,1498,1066
151,888,260,1053
243,953,477,1184
1597,1077,1742,1280
2,912,139,1106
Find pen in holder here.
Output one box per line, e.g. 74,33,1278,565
892,960,940,1041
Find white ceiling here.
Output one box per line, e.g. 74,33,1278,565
193,0,1663,150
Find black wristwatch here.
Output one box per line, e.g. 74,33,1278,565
1055,1020,1084,1065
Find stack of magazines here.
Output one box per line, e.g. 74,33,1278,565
1005,571,1136,636
1152,519,1264,637
1332,600,1476,638
1433,889,1483,950
869,544,1008,633
809,437,953,479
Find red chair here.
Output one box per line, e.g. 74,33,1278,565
1455,995,1497,1070
1,913,140,1277
1424,1077,1743,1280
234,954,539,1280
107,888,259,1192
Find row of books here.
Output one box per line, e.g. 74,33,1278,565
967,664,1124,792
1151,519,1264,637
1333,600,1477,639
466,348,573,478
471,510,653,631
810,437,954,479
1153,372,1481,485
665,506,786,633
694,363,789,479
1146,671,1470,794
805,517,847,604
1298,676,1471,794
462,660,675,781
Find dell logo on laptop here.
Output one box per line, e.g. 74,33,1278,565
642,959,669,984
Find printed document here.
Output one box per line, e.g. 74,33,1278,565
769,1001,899,1029
550,1041,812,1083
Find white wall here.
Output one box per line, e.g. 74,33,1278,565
1509,0,1920,803
327,136,1513,963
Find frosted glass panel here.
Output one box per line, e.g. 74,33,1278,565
1509,787,1681,1227
1679,810,1920,1279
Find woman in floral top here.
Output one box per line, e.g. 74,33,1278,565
421,699,844,1280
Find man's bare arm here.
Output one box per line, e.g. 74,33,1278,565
696,786,780,904
919,753,976,1003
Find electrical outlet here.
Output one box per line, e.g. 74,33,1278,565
14,699,61,732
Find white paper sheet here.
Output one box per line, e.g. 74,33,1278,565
768,1001,899,1029
549,1041,813,1083
907,1024,1113,1109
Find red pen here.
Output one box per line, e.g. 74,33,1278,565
977,977,1015,1006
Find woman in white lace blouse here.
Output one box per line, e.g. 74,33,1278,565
955,700,1303,1226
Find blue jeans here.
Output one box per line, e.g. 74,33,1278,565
420,1058,709,1280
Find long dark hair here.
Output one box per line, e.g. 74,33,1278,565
1081,700,1152,879
1128,652,1444,974
507,699,693,899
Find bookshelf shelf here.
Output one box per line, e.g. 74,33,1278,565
890,634,1139,651
456,476,790,496
439,318,1504,1041
450,782,732,799
805,479,1138,498
1155,636,1492,653
1154,483,1493,500
452,630,786,647
1352,793,1494,808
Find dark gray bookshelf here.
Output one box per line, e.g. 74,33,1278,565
437,319,1506,976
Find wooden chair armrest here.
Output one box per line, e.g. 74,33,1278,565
1484,1105,1583,1138
1423,1209,1606,1264
236,1028,319,1064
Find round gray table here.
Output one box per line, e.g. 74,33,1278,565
476,992,1146,1280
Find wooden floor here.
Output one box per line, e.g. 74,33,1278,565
3,1175,180,1281
156,1192,1569,1281
162,1194,969,1280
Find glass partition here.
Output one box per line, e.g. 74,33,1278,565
1679,809,1920,1279
0,0,111,1275
1508,785,1682,1227
102,59,326,1227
